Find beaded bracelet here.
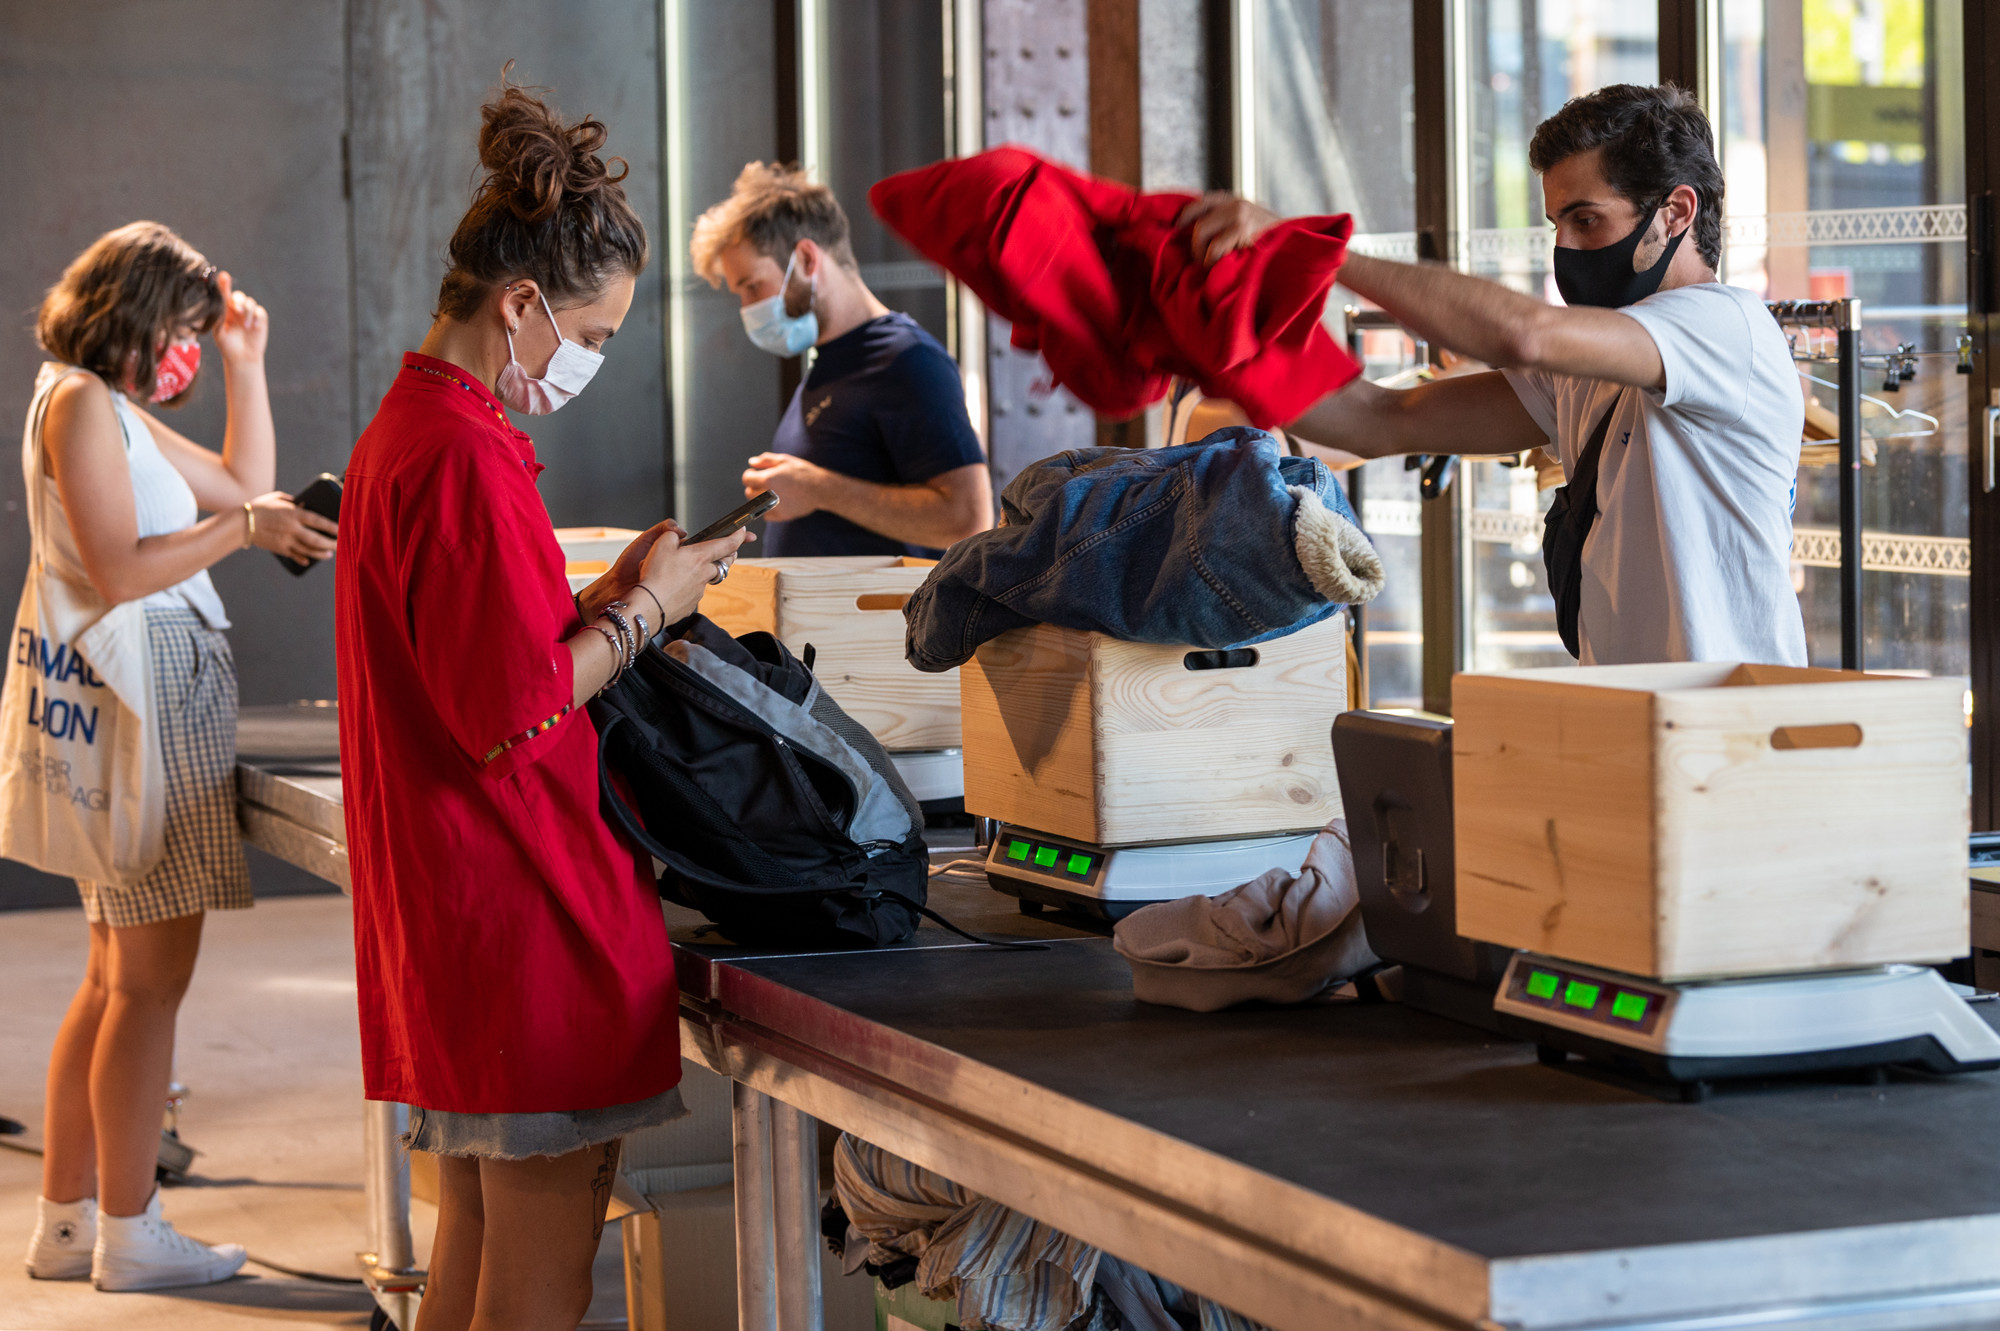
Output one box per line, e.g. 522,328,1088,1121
608,601,643,666
602,603,635,669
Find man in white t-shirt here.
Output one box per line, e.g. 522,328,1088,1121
1183,83,1806,667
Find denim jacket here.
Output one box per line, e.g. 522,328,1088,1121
903,429,1385,672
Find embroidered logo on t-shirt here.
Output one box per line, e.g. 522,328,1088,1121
805,395,833,428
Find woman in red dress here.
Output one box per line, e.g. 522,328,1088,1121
336,83,750,1329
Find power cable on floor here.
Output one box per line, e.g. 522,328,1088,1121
187,1243,365,1286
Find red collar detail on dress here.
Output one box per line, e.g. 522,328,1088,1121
398,351,545,480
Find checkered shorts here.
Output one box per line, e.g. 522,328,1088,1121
76,606,251,928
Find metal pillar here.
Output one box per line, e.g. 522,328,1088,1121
1837,299,1864,670
733,1083,779,1331
358,1100,422,1329
771,1101,824,1331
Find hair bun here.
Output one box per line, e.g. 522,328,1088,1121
476,72,627,224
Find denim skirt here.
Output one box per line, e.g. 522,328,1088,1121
402,1084,688,1161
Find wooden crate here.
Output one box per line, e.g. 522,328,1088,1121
555,526,641,587
960,615,1348,847
699,556,958,751
1452,662,1969,981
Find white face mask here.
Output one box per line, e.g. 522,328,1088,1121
496,287,603,415
739,251,819,357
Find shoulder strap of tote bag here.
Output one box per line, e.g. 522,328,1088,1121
1540,392,1622,660
22,367,84,576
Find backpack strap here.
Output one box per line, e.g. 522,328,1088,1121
1540,394,1622,659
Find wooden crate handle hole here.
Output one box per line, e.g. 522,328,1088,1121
855,594,909,611
1184,648,1260,671
1770,723,1864,750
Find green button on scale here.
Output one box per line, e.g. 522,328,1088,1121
1066,853,1093,875
1611,991,1650,1022
1006,841,1031,862
1524,970,1560,1000
1034,845,1060,868
1563,980,1601,1010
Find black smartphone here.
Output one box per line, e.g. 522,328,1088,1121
277,473,342,577
687,491,777,545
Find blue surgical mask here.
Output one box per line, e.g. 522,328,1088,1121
740,251,818,356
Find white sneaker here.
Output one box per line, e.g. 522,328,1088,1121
92,1190,246,1291
25,1195,97,1279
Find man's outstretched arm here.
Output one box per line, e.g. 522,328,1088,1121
1286,370,1549,460
1182,195,1668,390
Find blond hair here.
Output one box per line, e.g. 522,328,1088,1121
690,162,856,287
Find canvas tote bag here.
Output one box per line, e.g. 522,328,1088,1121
0,364,164,884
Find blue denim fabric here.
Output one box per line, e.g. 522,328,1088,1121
904,428,1362,672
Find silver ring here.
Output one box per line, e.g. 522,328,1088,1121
709,561,731,585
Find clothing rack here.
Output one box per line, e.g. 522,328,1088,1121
1768,298,1864,670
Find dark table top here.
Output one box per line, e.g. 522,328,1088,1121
720,938,2000,1262
239,706,2000,1267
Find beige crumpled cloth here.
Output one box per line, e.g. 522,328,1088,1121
1112,820,1378,1012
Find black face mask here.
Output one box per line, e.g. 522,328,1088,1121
1552,208,1687,308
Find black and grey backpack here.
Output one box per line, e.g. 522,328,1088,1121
590,615,929,949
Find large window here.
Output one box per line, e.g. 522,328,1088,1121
1256,2,1970,701
1729,0,1968,676
1456,3,1659,680
1252,0,1420,703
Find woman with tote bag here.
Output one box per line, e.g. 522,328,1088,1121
16,223,337,1292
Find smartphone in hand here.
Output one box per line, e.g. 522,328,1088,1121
278,473,342,577
687,491,777,545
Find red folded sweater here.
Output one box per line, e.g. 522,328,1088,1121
869,146,1361,428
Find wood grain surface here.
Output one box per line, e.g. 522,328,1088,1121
961,616,1348,846
699,556,959,750
1453,663,1969,980
1453,673,1659,976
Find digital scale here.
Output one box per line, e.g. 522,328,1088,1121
889,748,963,811
1494,953,2000,1098
982,823,1318,921
1334,709,2000,1099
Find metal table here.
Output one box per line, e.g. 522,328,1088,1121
682,939,2000,1331
237,706,2000,1331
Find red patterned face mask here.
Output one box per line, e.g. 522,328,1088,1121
150,340,201,403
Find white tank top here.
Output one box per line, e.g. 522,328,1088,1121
33,368,230,629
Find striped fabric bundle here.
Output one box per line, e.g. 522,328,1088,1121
832,1135,1267,1331
834,1134,1099,1331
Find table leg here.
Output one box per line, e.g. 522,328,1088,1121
358,1100,423,1328
771,1101,824,1331
733,1082,779,1331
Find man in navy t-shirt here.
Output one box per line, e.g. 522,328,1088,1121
692,163,991,558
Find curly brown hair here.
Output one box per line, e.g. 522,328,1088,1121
37,222,223,406
435,69,650,321
1529,83,1725,269
690,162,857,287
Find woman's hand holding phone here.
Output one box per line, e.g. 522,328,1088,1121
246,491,337,564
637,522,755,626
